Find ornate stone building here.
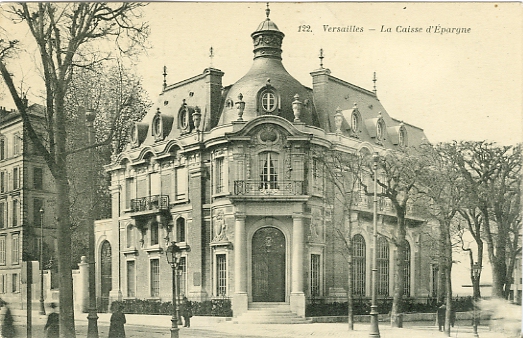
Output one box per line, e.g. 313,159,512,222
95,8,432,318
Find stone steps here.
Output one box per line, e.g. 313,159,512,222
233,303,311,324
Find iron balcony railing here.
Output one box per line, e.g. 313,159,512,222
233,180,304,196
130,195,169,212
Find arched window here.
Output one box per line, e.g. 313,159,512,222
126,224,134,248
176,217,186,242
403,241,411,297
259,152,278,189
352,234,366,296
150,221,159,246
377,236,389,296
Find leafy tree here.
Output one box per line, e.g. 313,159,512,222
0,3,148,337
66,63,149,267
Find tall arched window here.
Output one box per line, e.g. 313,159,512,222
377,237,389,296
176,217,186,242
259,152,278,189
403,241,411,297
352,234,366,296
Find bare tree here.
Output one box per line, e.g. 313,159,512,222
0,3,148,336
366,147,428,327
417,143,465,337
448,141,521,299
317,147,369,330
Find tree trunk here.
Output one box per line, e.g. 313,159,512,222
390,213,406,328
56,173,76,338
442,219,453,337
54,92,76,338
345,211,354,330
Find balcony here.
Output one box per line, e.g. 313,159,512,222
233,180,305,197
130,195,169,213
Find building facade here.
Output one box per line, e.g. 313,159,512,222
96,9,433,317
0,104,57,308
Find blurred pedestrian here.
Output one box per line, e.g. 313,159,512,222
44,303,59,338
108,303,126,338
180,296,193,328
437,303,446,331
1,302,15,338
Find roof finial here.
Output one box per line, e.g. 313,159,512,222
319,49,324,69
209,46,214,67
266,3,270,19
373,71,377,95
163,66,167,90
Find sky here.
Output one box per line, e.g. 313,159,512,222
1,2,522,146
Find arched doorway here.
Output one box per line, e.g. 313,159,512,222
100,241,112,312
252,227,285,302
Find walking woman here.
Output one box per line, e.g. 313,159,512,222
44,303,59,338
1,301,16,338
108,303,126,338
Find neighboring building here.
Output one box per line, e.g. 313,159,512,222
95,8,432,317
0,104,57,307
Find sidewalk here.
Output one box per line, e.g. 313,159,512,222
12,310,519,338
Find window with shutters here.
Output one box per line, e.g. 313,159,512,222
11,233,19,264
0,236,5,265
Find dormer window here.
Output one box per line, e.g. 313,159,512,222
152,113,163,141
351,112,360,133
376,120,385,141
399,126,408,147
258,88,280,114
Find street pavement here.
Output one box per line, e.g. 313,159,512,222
10,312,518,338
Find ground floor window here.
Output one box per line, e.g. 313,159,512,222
377,237,389,296
150,259,160,297
127,260,135,298
216,254,227,296
178,257,187,297
310,254,321,297
403,242,411,297
352,234,366,296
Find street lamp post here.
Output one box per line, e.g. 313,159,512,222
86,109,99,338
166,242,189,338
39,207,46,315
369,152,380,338
472,262,482,338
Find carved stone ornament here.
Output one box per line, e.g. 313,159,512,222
212,209,227,242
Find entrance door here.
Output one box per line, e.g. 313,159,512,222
252,227,285,302
100,241,112,312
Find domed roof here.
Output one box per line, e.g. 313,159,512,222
217,6,318,127
253,17,282,34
